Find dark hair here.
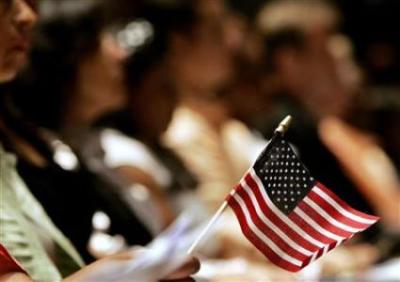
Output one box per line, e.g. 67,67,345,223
10,0,108,129
124,0,198,91
139,0,197,34
11,0,198,130
262,28,306,73
259,0,340,73
0,0,11,10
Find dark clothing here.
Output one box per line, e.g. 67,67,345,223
64,110,198,234
16,159,96,263
0,109,152,263
95,110,198,194
16,152,153,263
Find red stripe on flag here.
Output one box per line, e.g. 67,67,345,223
244,173,321,252
289,211,337,245
307,190,370,230
297,200,354,238
236,185,309,262
227,196,302,272
302,240,341,269
316,183,380,221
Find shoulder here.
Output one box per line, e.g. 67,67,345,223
164,106,211,146
100,128,155,167
100,129,171,187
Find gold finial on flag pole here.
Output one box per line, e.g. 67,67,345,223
274,115,292,135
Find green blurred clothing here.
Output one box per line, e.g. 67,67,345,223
0,144,84,281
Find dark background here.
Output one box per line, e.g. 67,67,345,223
229,0,400,85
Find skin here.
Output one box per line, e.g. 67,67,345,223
63,33,129,128
170,0,235,97
0,0,37,81
128,64,177,143
0,1,199,280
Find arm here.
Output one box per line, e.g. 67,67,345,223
65,252,199,282
0,255,200,282
319,117,400,229
0,273,32,282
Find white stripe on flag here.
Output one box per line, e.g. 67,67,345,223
303,196,362,233
294,208,345,241
313,186,377,225
241,180,313,257
233,193,303,267
249,169,326,249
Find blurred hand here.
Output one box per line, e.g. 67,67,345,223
0,273,32,282
0,253,200,282
65,249,200,282
161,256,200,282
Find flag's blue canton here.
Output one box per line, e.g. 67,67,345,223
253,136,316,215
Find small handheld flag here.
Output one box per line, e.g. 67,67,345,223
226,116,379,272
188,115,379,272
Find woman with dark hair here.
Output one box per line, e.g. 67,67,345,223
4,0,154,262
74,1,201,234
11,0,127,129
0,0,199,280
163,0,263,210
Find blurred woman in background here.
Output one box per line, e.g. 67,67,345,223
0,0,199,280
6,0,154,261
163,0,267,210
70,2,201,235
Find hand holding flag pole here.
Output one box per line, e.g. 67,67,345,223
187,115,293,255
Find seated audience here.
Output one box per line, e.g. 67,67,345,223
164,0,266,209
72,3,201,233
7,0,154,260
0,0,198,280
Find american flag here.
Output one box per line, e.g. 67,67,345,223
227,134,379,272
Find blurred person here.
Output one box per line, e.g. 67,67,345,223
0,0,199,281
351,88,400,174
164,0,266,209
218,32,270,133
73,6,201,234
256,0,400,233
12,0,128,130
257,0,362,122
5,0,155,261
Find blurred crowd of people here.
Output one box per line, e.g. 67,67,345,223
0,0,399,281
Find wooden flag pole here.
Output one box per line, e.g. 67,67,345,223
187,115,293,254
187,201,228,254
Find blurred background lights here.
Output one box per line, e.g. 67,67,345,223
116,19,154,55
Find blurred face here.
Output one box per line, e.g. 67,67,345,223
296,29,357,117
0,0,37,82
172,0,238,93
130,64,177,139
276,26,358,118
71,33,128,125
